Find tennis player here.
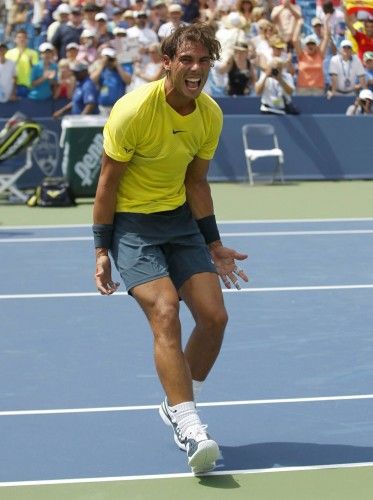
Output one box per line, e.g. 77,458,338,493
93,23,248,474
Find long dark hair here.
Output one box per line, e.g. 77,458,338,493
161,23,221,62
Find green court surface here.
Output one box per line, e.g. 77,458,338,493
0,180,372,226
2,466,373,500
1,180,372,500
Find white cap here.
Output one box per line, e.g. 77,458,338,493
169,3,182,12
359,89,373,100
53,3,72,19
39,42,54,52
66,42,80,50
95,12,108,21
303,34,319,45
81,29,96,38
227,11,243,28
340,39,353,49
101,47,116,58
113,27,127,35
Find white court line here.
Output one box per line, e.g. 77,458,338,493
1,461,373,487
1,284,373,300
1,229,373,243
1,393,373,417
1,217,373,230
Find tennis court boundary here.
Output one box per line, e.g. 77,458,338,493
1,217,373,231
1,393,373,417
1,461,373,488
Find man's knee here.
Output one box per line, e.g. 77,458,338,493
151,300,181,346
198,307,228,335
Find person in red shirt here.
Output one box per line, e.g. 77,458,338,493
344,9,373,61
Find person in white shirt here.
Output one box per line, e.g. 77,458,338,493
0,43,16,103
127,10,158,64
255,57,295,114
158,4,188,40
328,39,366,98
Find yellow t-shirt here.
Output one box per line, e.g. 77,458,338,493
103,78,223,214
6,48,39,87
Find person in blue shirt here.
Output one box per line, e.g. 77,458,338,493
53,62,99,118
90,47,132,115
28,42,58,100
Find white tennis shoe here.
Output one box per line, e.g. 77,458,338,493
159,399,220,474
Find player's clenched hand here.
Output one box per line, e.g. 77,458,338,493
209,244,248,289
95,254,120,295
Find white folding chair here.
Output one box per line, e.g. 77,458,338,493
0,146,34,202
242,123,284,185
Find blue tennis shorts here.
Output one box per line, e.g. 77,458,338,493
111,203,217,293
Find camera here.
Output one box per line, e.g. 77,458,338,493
271,68,279,77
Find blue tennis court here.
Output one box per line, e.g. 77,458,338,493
1,218,373,490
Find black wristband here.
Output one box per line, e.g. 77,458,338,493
92,223,113,249
196,215,220,245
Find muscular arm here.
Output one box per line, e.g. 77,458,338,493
93,152,128,294
93,151,128,227
184,156,215,220
185,156,248,288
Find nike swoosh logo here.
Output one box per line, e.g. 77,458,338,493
172,130,185,135
123,147,133,153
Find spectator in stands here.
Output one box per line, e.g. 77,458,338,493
270,0,302,49
95,12,114,48
311,16,337,90
236,0,256,34
255,56,295,114
54,58,76,99
53,62,99,118
47,3,72,43
344,10,373,62
123,10,136,29
77,29,98,64
248,6,267,37
65,42,80,66
158,4,188,40
127,11,158,64
346,88,373,115
90,46,132,115
215,11,247,60
363,51,373,92
316,0,345,46
224,41,257,95
293,17,331,95
111,7,127,30
268,35,295,74
28,42,58,100
149,1,169,32
130,41,163,90
0,42,17,103
253,19,276,69
199,0,220,25
5,1,36,50
5,29,38,98
327,39,366,98
51,7,84,59
181,0,200,24
82,2,101,32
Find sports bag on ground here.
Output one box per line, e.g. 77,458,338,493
27,177,76,207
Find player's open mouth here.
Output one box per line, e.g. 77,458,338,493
185,78,201,90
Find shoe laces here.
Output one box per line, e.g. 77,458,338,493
183,423,209,442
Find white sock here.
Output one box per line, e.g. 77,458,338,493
168,401,201,436
192,379,203,402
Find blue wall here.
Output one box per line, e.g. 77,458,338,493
1,96,372,192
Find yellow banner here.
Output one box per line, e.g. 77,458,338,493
344,0,373,14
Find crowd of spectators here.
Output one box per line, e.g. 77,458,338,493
0,0,372,115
